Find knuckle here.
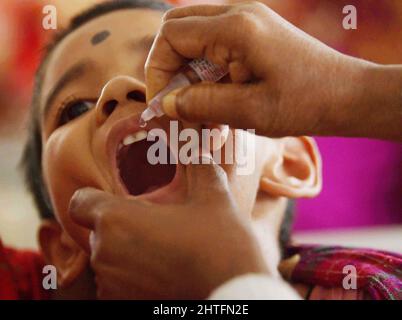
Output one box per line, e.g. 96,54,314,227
224,11,259,47
230,10,255,27
89,192,114,214
144,36,164,71
93,202,129,239
244,1,266,11
236,1,266,14
160,19,175,35
162,7,177,21
95,207,113,232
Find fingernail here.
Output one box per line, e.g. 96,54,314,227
68,189,82,213
162,88,182,118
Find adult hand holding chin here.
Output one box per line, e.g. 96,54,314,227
69,158,269,299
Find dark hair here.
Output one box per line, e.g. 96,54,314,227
21,0,294,249
280,200,295,253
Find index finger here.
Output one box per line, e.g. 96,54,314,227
145,31,185,102
163,4,231,21
145,5,232,101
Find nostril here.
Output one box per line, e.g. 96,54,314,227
127,90,146,103
103,99,118,116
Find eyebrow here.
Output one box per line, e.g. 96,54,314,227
42,60,92,121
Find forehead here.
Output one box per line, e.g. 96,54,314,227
41,9,163,111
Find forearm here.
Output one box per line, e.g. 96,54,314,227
360,64,402,141
322,60,402,141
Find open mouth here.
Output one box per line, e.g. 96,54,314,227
116,130,176,196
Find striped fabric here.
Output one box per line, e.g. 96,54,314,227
285,245,402,300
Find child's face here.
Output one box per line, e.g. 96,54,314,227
38,9,321,279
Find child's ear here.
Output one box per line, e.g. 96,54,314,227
260,137,322,198
38,220,88,288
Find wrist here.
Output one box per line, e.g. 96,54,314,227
322,58,402,140
361,64,402,140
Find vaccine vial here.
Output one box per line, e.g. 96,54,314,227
140,58,228,127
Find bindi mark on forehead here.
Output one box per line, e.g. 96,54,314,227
91,30,111,45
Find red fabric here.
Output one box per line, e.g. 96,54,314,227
287,245,402,300
0,239,49,300
5,2,46,93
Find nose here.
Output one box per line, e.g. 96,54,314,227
95,75,146,125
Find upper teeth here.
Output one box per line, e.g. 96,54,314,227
122,130,148,146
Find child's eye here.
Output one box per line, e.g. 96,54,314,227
59,100,95,126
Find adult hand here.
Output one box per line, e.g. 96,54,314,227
146,2,402,141
69,158,269,299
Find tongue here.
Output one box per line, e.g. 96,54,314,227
117,139,176,196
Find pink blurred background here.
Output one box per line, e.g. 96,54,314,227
0,0,401,249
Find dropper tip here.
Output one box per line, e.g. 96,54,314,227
139,117,147,128
139,108,155,127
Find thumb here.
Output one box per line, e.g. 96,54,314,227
186,153,230,201
162,82,264,130
69,187,116,229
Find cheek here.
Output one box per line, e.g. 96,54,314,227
42,119,98,252
230,173,260,218
222,138,260,217
222,132,275,217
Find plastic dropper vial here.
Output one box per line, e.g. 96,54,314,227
140,58,228,127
